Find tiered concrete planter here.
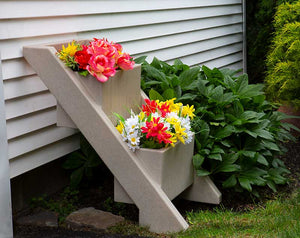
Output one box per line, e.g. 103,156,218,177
23,40,221,233
115,138,194,204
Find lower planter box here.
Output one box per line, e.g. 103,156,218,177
114,137,195,204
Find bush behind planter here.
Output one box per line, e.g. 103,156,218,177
246,0,297,84
265,1,300,109
136,56,296,196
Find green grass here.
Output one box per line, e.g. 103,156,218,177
108,189,300,238
178,190,300,238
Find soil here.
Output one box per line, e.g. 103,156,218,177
13,139,300,238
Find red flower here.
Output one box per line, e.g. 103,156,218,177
141,99,158,116
141,117,172,144
74,45,91,70
158,102,171,117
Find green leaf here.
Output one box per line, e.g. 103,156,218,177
256,129,274,140
257,154,269,166
262,140,280,151
70,167,84,188
267,181,277,192
78,70,89,76
114,113,125,123
162,88,176,100
208,153,222,161
211,146,225,154
144,80,162,87
224,75,236,90
143,65,168,85
241,151,256,158
240,111,258,120
179,67,200,89
235,74,249,93
215,164,240,173
86,153,101,167
196,169,211,176
149,88,164,101
215,125,234,139
238,177,252,192
174,85,182,98
210,85,224,102
197,79,209,96
221,140,231,147
245,130,258,138
239,84,265,99
150,57,162,69
134,56,147,64
62,152,85,169
193,154,205,169
176,93,197,101
80,136,92,157
223,175,237,188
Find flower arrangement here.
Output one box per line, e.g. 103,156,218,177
115,98,195,151
57,38,135,82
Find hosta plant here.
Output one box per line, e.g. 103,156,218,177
136,56,297,195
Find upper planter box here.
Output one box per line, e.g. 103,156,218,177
24,40,141,125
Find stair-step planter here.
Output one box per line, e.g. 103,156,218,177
23,39,221,233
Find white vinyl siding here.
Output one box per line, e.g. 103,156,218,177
0,0,244,178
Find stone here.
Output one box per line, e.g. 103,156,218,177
15,210,58,228
65,207,124,230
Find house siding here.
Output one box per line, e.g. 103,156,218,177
0,0,244,178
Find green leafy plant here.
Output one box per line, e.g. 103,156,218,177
62,134,102,188
30,187,79,223
136,56,297,195
246,0,298,84
265,1,300,108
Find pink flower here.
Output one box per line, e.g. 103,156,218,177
117,53,135,70
86,54,116,82
87,38,119,59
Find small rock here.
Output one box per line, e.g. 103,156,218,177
15,210,58,228
65,207,124,230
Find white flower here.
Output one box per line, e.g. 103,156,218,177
166,112,179,120
185,130,194,144
125,115,139,133
181,117,191,130
151,112,160,119
127,131,140,151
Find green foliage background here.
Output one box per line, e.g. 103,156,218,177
265,1,300,108
246,0,297,84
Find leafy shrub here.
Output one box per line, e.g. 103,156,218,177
136,56,295,195
246,0,297,84
62,135,102,188
265,1,300,108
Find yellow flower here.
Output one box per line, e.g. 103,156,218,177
167,98,182,114
166,116,179,125
174,122,187,144
138,111,145,121
59,41,79,61
181,104,195,119
116,121,124,134
168,132,177,147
